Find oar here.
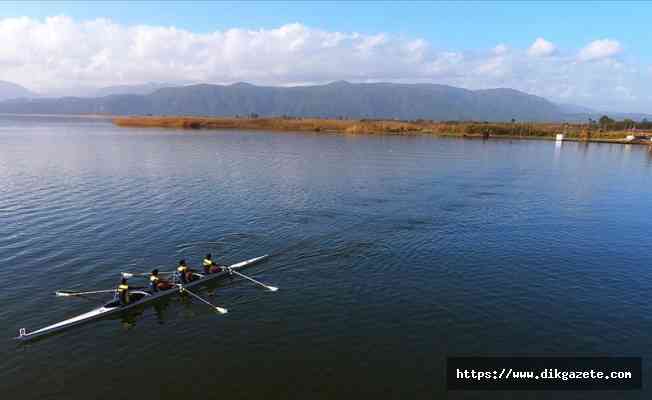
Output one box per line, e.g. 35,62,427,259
178,286,228,314
122,270,175,278
55,289,117,297
228,269,278,292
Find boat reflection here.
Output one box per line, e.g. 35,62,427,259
115,281,228,328
117,299,171,329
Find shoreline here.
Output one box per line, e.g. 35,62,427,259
0,112,113,119
112,116,652,145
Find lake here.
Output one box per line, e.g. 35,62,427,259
1,114,651,399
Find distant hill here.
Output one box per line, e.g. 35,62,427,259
92,82,175,97
554,102,652,122
608,112,652,121
556,102,596,114
0,81,38,100
0,81,569,122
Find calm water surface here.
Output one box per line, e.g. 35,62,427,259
1,115,651,399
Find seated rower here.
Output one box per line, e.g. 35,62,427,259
149,269,173,292
203,253,223,274
116,278,138,305
176,260,189,283
176,259,197,283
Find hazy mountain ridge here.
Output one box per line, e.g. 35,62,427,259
0,81,648,122
555,102,652,122
92,82,176,97
0,81,38,100
556,102,596,114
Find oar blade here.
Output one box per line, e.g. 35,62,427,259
231,270,279,292
181,286,229,315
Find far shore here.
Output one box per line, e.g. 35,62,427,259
112,116,652,145
0,112,113,119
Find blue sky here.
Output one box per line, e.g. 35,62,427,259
0,1,650,111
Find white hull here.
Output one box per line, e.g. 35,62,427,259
16,255,268,341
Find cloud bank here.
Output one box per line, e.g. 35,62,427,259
578,39,622,61
0,16,648,112
528,38,556,57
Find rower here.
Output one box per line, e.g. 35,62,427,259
203,254,213,273
150,269,163,292
176,260,189,283
117,278,131,305
203,253,223,274
176,259,197,283
150,269,160,292
150,269,173,292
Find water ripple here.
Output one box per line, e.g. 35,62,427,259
2,118,652,399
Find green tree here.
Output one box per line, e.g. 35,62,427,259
599,115,615,129
623,118,636,129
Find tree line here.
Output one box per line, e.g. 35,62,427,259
591,116,652,131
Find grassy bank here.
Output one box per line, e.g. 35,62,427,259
113,116,647,143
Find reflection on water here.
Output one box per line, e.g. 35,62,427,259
554,139,562,164
119,308,144,330
152,300,170,324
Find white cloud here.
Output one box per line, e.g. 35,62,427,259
578,39,622,61
474,55,511,78
0,17,443,90
0,17,648,112
492,44,509,55
527,38,556,57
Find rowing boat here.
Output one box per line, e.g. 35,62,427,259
16,255,268,341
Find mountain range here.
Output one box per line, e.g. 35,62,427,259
89,82,175,97
0,80,649,122
0,81,38,101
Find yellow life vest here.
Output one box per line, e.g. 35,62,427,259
117,284,130,304
203,259,213,267
150,275,159,283
177,265,187,273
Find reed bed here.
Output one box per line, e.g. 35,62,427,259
113,116,640,141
